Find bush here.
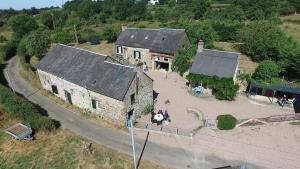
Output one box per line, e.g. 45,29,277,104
0,84,59,131
78,28,99,44
217,114,237,130
187,74,239,101
102,26,121,43
51,29,74,44
252,60,280,85
141,103,154,115
0,35,7,43
0,39,18,61
172,45,196,75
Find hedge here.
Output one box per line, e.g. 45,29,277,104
217,114,237,130
0,84,59,131
186,74,239,100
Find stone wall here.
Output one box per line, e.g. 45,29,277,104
123,46,152,69
123,66,153,120
37,70,127,126
116,45,174,72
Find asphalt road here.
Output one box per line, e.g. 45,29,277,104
3,56,229,169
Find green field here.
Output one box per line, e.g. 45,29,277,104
281,15,300,43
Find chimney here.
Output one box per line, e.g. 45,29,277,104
197,40,204,52
122,24,127,31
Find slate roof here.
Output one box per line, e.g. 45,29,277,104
190,49,240,78
115,28,187,55
37,44,136,101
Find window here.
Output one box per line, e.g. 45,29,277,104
91,99,97,109
134,51,141,59
51,85,58,94
117,46,123,54
130,94,135,105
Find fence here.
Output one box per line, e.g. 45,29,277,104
135,121,193,137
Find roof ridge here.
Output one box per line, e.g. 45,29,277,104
104,60,134,69
126,28,185,31
203,48,240,55
57,43,108,57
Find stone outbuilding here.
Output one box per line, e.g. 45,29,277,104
190,42,240,83
36,44,153,126
115,27,190,72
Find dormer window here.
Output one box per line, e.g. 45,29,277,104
117,46,123,54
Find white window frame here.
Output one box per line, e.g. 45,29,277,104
91,99,100,110
117,46,123,54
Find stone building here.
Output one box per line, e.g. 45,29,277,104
36,44,153,126
190,41,240,83
115,27,189,72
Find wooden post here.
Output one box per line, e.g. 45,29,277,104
74,24,79,44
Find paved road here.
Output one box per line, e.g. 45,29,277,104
3,56,230,169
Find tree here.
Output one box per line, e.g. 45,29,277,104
102,26,121,43
234,0,281,20
178,18,218,48
239,21,290,61
40,11,53,29
8,13,38,36
192,0,212,19
253,60,280,84
172,45,196,75
24,30,50,59
51,29,74,44
287,0,300,13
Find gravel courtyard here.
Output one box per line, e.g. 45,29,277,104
138,71,295,130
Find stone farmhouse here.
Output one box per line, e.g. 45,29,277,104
115,27,190,72
36,44,153,126
190,41,240,83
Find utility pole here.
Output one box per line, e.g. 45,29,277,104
73,24,79,44
130,119,137,169
50,13,56,30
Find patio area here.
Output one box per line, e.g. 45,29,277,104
136,71,295,131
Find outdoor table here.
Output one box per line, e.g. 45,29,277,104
154,114,164,122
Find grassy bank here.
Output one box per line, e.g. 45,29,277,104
281,15,300,43
0,110,169,169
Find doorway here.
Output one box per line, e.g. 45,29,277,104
155,61,169,71
64,90,72,105
127,109,134,127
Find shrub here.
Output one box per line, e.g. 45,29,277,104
51,29,74,44
0,84,59,131
186,74,239,101
102,26,121,43
252,60,280,85
78,28,98,44
0,40,18,61
172,45,196,75
0,35,7,43
141,103,154,115
217,114,237,130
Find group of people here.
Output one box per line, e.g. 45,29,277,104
151,110,170,125
278,95,297,108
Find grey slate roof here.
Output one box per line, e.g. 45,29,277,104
190,49,240,78
37,44,136,101
115,28,187,55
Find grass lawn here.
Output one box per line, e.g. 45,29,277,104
281,14,300,43
0,25,13,40
214,42,258,74
0,110,169,169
